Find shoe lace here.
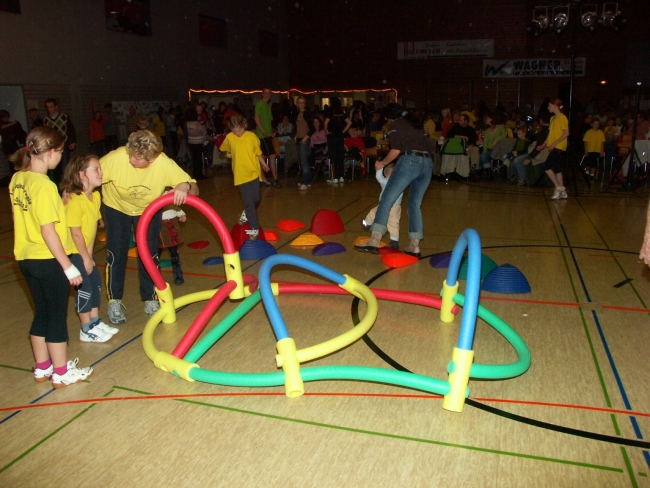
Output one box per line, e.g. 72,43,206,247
109,300,126,313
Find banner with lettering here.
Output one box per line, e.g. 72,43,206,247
398,40,494,60
483,58,586,77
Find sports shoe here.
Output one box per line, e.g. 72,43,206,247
144,300,160,316
338,177,345,183
354,231,382,254
326,178,338,184
107,299,126,324
559,187,568,199
551,187,563,200
273,180,282,188
245,229,259,241
299,184,308,191
517,179,526,186
51,359,93,388
95,320,119,335
389,240,399,250
238,210,248,225
262,180,272,187
80,324,113,343
33,364,53,383
361,219,371,231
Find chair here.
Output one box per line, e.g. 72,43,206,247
608,134,633,185
344,137,367,180
440,137,470,178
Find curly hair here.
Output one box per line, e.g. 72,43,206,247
59,153,98,195
126,130,163,161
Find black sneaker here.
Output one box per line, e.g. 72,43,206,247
273,180,282,188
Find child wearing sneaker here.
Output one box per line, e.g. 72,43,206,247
61,154,119,343
219,114,270,241
9,127,93,387
158,203,186,285
541,98,570,200
582,119,605,181
361,161,403,249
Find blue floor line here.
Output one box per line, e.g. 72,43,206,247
554,205,649,468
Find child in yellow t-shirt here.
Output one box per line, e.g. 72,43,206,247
582,119,606,181
61,154,119,343
9,126,93,388
219,114,270,240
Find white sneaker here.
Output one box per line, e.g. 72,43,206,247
107,299,126,324
299,184,308,191
245,228,259,240
338,177,345,183
144,300,160,316
551,187,562,200
95,320,119,335
33,363,53,383
80,324,113,343
559,187,568,199
327,178,338,184
51,359,93,388
238,210,247,224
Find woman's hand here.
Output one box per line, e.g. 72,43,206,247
82,255,94,275
173,182,190,206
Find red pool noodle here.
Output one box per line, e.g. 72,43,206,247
137,194,235,291
172,280,237,358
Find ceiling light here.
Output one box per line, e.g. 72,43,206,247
552,7,569,33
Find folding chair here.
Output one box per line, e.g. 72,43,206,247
344,137,367,181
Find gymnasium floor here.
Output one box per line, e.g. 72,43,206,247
1,167,649,487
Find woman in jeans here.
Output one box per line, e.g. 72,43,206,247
355,104,433,257
292,96,315,191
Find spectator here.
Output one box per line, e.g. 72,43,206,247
446,113,479,171
479,112,507,179
582,118,605,181
542,98,570,200
125,106,138,135
254,88,281,187
88,111,107,158
0,109,27,158
103,103,119,151
152,107,167,149
213,102,227,134
166,106,179,157
27,108,44,130
43,98,77,181
324,96,351,184
366,112,383,133
185,110,208,180
293,96,315,191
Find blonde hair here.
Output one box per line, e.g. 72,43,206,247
9,126,65,170
60,153,97,195
126,130,163,161
228,114,247,130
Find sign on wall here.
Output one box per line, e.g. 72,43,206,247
398,40,494,60
483,58,586,78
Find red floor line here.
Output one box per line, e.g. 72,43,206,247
588,254,620,258
602,305,650,313
2,392,649,418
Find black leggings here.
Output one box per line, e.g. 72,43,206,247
544,149,564,174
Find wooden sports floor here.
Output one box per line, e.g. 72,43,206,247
1,167,649,487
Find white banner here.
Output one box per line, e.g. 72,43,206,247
483,58,586,78
398,40,494,60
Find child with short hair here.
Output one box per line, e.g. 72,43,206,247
9,127,93,387
506,127,531,185
219,114,270,240
583,119,606,181
60,153,119,343
361,160,402,250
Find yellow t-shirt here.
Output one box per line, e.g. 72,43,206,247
546,113,569,151
10,171,74,260
152,115,166,138
583,129,606,153
424,119,437,139
66,191,102,253
219,131,263,186
462,111,477,128
100,147,194,215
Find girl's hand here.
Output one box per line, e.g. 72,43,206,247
83,256,94,275
173,183,190,206
548,144,556,151
179,215,187,223
64,264,83,286
262,163,270,172
98,218,105,229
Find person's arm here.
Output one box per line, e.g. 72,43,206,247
379,148,401,166
70,227,94,275
342,117,352,136
584,140,589,156
41,223,82,285
258,155,270,172
173,181,199,206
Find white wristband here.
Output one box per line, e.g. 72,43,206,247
64,265,81,280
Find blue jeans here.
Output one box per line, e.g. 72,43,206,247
512,154,528,180
480,149,493,169
297,140,312,185
371,153,433,240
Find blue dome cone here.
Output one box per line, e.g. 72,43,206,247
239,240,277,260
482,263,531,294
313,242,346,256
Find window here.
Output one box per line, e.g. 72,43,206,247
104,0,152,36
0,1,21,14
199,14,228,48
258,30,278,58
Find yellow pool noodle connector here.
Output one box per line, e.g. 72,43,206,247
442,347,474,412
155,284,177,324
153,351,199,382
440,280,460,323
276,338,304,397
276,274,378,365
223,252,245,300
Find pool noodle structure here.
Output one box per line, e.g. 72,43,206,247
136,194,531,413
